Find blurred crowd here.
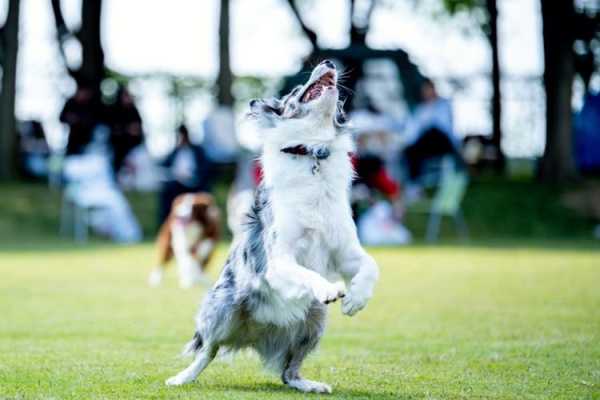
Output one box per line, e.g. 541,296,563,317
19,73,473,244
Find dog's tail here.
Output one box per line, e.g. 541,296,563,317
181,331,203,357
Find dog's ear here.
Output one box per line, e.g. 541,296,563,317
247,98,283,128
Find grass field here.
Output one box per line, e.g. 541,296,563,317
1,242,599,399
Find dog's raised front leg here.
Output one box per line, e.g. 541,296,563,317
337,239,379,316
267,252,345,304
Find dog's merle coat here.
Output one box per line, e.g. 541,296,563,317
165,61,379,394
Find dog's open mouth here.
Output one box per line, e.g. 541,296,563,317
301,72,336,103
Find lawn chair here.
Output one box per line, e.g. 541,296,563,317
425,157,469,242
407,156,469,241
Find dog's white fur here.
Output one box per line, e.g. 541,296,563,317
165,62,379,393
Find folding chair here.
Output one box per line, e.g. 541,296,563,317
425,157,469,242
59,184,104,243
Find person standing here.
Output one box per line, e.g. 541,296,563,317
60,85,105,156
106,86,144,173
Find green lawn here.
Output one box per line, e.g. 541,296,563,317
1,242,599,399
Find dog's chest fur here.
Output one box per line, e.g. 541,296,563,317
171,222,203,254
263,134,354,276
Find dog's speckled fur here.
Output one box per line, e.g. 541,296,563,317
165,61,379,394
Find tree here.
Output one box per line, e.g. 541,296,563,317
0,0,21,180
287,0,504,171
439,0,504,171
283,0,423,109
51,0,105,90
538,0,578,183
216,0,234,106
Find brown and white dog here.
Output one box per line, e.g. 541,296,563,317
149,193,220,288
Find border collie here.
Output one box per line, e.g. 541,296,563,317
165,60,379,394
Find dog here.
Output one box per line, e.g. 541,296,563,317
148,193,220,288
164,60,379,394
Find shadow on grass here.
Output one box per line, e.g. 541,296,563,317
170,381,405,399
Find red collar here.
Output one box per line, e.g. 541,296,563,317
281,145,309,156
281,145,330,160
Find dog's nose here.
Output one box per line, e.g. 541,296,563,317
249,99,259,107
321,60,336,69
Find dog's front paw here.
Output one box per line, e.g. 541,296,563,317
165,372,193,386
313,281,346,305
148,268,163,287
341,288,370,316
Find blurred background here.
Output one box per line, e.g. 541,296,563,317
1,0,600,246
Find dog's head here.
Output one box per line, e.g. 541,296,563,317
172,193,219,230
246,60,347,144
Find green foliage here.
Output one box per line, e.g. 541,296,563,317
1,242,599,398
0,177,595,250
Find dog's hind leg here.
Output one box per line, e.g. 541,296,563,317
281,302,331,394
165,343,218,386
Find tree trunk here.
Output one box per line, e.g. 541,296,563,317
77,0,105,89
0,0,21,180
216,0,234,106
486,0,504,172
539,0,578,182
285,0,318,50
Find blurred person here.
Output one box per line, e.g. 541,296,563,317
352,133,411,246
402,79,464,182
158,125,211,225
17,120,50,179
59,84,105,156
201,106,239,165
107,86,144,173
574,92,600,174
62,152,142,243
349,105,405,217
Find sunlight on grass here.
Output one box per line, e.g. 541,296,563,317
1,244,599,399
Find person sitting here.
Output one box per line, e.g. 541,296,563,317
158,125,211,225
402,79,464,183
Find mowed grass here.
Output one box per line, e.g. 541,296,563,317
1,243,599,399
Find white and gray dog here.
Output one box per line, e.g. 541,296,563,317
165,60,379,394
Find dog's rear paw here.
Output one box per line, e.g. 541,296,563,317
313,281,345,305
165,372,193,386
287,379,332,394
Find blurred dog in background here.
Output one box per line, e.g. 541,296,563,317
149,193,219,288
